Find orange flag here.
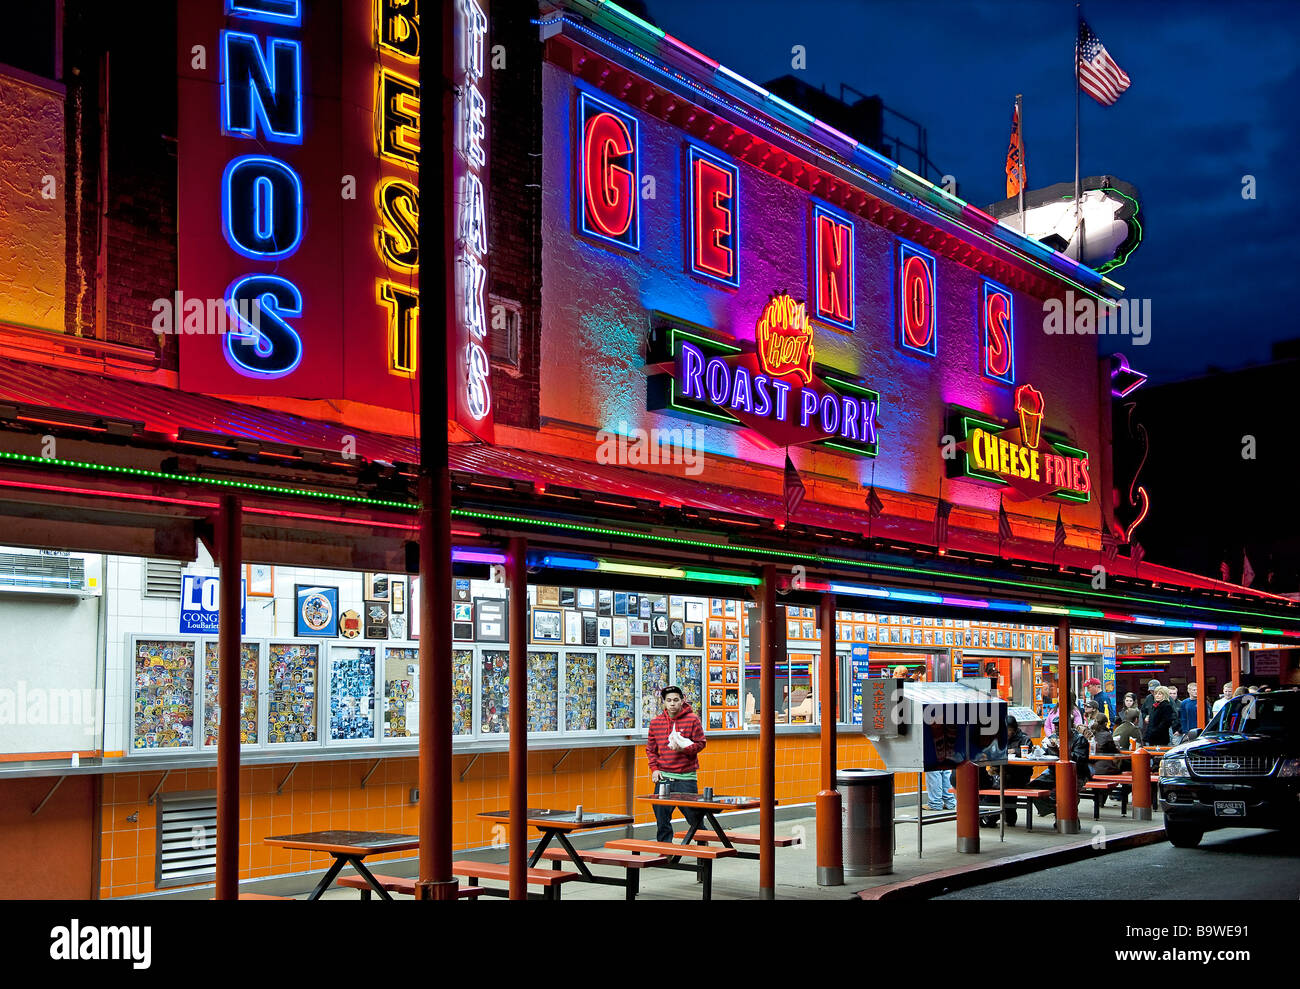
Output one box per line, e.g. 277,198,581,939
1005,102,1026,198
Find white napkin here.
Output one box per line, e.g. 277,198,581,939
668,728,691,751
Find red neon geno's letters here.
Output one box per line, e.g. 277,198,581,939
583,111,635,238
815,211,853,326
902,253,933,349
693,156,735,279
985,289,1013,378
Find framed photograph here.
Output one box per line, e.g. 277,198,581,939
725,689,738,707
614,591,628,616
652,596,668,614
559,587,577,608
669,596,685,619
453,578,471,603
709,665,723,683
724,600,736,617
725,667,738,684
612,617,629,647
725,711,738,729
598,590,613,617
710,689,724,706
564,611,583,645
577,588,597,610
802,621,815,639
686,600,704,623
364,601,390,639
711,598,724,617
454,602,472,622
296,585,339,637
390,579,406,614
476,598,508,643
725,643,738,662
626,593,639,612
536,585,560,607
709,620,723,640
364,573,390,602
725,620,739,640
246,564,275,597
867,626,877,642
533,609,562,642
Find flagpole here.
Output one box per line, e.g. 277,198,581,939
1074,3,1083,261
1016,93,1025,233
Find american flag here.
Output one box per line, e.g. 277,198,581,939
866,485,885,518
934,498,952,546
998,496,1013,543
1077,20,1131,107
1053,506,1067,552
1219,560,1230,581
1101,525,1120,562
1131,540,1145,565
783,454,806,521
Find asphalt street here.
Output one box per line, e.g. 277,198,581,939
934,827,1300,899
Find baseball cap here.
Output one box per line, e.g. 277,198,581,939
1147,678,1161,689
1083,677,1101,688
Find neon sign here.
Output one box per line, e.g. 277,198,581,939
687,145,739,286
577,91,639,251
812,203,854,330
982,280,1015,383
219,0,305,380
647,294,879,456
897,242,936,357
948,388,1091,502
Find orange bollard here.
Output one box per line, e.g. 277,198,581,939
815,790,843,885
1132,749,1153,821
1055,761,1079,834
955,762,980,853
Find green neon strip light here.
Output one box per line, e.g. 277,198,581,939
0,450,416,509
1069,609,1107,619
604,1,665,39
451,508,1300,629
682,569,761,586
1095,186,1143,274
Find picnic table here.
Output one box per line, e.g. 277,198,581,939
477,808,634,881
263,830,418,900
636,793,767,858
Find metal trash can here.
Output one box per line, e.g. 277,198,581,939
838,768,894,877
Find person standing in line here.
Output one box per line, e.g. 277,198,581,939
1139,679,1162,736
1145,686,1177,746
1211,683,1234,717
1180,682,1203,734
647,686,708,842
1084,677,1115,727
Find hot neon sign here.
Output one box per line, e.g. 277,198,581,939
647,294,879,456
219,0,305,380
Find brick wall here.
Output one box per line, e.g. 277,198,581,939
487,2,543,430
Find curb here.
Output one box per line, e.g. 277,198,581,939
856,824,1169,900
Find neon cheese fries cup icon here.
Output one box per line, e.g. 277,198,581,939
1014,384,1045,450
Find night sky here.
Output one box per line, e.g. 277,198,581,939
643,0,1300,384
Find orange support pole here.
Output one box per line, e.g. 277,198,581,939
815,593,842,885
1229,632,1242,695
758,565,776,900
1193,632,1207,730
1131,748,1153,821
1056,617,1079,834
954,761,979,853
214,495,241,900
508,537,528,900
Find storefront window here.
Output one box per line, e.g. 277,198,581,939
202,642,259,746
328,646,375,741
452,648,473,735
640,652,670,727
605,652,635,729
383,646,418,739
133,639,195,750
481,649,510,734
564,651,597,731
527,651,559,732
267,642,318,744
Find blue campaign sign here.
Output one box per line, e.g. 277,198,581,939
180,575,246,635
850,643,871,725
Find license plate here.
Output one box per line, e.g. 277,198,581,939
1214,800,1246,818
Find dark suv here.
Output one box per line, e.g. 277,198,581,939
1159,689,1300,848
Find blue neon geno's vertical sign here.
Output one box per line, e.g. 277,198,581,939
220,0,305,380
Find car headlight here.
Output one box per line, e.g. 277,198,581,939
1277,758,1300,778
1162,756,1190,778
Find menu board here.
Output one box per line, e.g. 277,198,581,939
527,651,559,732
564,651,597,731
605,652,635,729
675,654,702,712
268,642,318,743
329,646,376,741
202,642,259,746
481,649,510,734
384,646,418,739
640,653,670,727
452,648,473,735
133,639,196,749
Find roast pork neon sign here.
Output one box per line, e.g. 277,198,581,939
647,294,879,456
948,386,1091,502
219,0,305,379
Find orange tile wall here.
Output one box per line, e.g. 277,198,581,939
98,733,908,898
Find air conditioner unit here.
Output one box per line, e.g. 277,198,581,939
0,548,103,598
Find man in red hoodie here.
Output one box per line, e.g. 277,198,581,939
647,685,708,842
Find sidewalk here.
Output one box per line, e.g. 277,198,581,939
313,797,1169,901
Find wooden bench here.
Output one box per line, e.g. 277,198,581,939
1083,781,1123,819
450,860,584,900
1091,773,1160,813
978,788,1052,831
604,838,737,900
537,847,667,900
335,874,486,900
674,829,797,848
